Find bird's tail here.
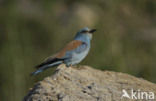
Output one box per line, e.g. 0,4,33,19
31,61,63,76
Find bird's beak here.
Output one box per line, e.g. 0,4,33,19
89,29,96,33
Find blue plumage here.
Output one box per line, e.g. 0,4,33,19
31,27,96,75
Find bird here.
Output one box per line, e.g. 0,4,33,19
31,27,96,75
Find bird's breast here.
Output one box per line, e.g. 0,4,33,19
70,47,90,65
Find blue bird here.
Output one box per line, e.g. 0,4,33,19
31,27,96,75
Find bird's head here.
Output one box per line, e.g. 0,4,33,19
75,27,96,40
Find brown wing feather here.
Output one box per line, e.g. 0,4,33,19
35,40,82,69
56,40,83,58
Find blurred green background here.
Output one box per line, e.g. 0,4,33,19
0,0,156,101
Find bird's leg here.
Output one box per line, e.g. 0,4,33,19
66,64,72,68
69,64,72,67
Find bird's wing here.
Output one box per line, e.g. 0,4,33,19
35,55,64,69
35,40,87,69
56,40,87,58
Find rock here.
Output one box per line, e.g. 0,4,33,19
24,64,156,101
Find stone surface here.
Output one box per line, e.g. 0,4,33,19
24,64,156,101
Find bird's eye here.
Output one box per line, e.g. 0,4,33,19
81,30,88,33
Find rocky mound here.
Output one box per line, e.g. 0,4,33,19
24,64,156,101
